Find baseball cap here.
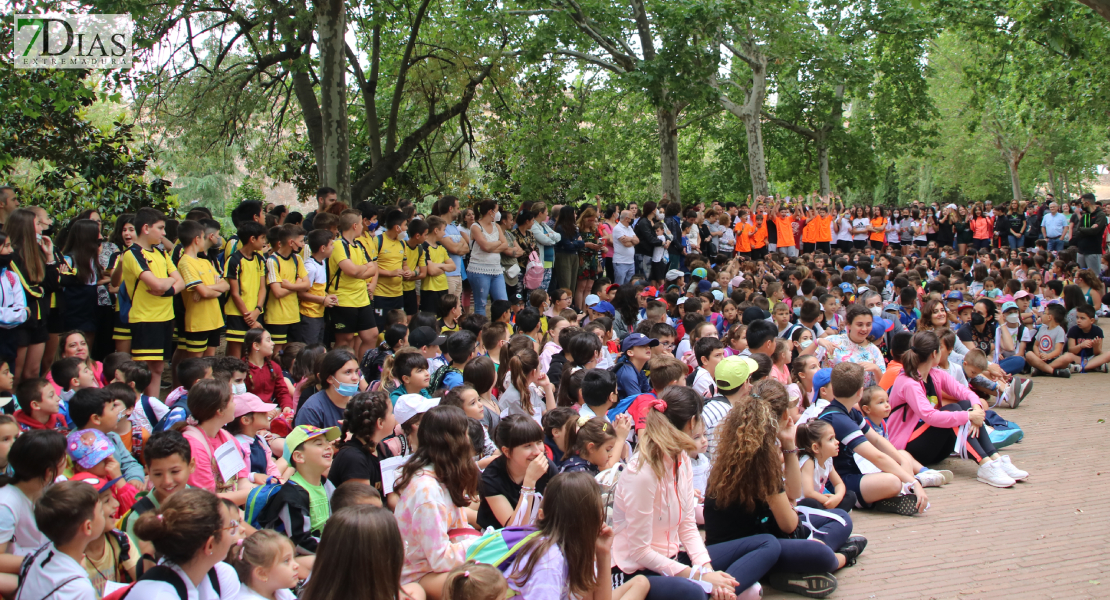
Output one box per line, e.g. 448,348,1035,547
585,294,601,308
665,269,684,282
946,203,958,211
712,290,724,302
742,306,770,325
410,326,446,349
957,302,974,311
66,429,115,469
857,285,870,295
234,392,277,419
811,368,832,405
594,301,615,315
283,425,341,463
945,291,963,301
715,356,758,391
730,275,744,288
870,316,894,340
838,282,854,294
698,280,712,293
842,266,856,272
620,333,659,353
606,284,621,295
1013,290,1031,300
1001,301,1018,312
394,394,440,426
640,286,659,298
692,267,708,279
71,472,122,493
676,297,688,305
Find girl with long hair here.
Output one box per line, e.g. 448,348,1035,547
45,330,104,394
59,219,106,341
395,405,481,600
806,305,886,388
106,213,135,352
330,390,396,495
954,206,971,256
1076,269,1104,313
552,206,583,295
611,386,778,600
466,200,509,317
242,328,294,413
574,207,604,308
497,347,554,425
477,414,555,530
868,206,886,250
6,208,58,381
970,207,992,250
506,472,651,600
704,379,862,598
887,331,1029,488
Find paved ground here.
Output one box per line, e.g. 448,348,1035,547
766,367,1110,599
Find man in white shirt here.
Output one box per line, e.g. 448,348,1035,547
611,210,639,285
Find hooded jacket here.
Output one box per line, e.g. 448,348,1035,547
1074,206,1107,255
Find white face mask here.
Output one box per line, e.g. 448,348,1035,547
1005,313,1020,324
495,211,501,222
870,306,882,318
232,382,247,395
800,340,814,349
657,210,664,219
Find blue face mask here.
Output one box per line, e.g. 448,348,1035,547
334,380,359,396
366,222,379,232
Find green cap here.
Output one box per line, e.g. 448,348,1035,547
283,425,341,463
715,356,758,391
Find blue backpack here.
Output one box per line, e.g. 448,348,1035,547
152,402,189,433
465,527,540,573
244,478,284,529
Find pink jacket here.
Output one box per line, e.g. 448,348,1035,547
886,367,982,450
612,453,711,576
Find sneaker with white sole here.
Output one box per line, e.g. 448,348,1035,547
915,470,946,488
1014,378,1032,408
1006,377,1020,407
1100,364,1109,373
930,469,954,484
1070,363,1083,373
977,460,1016,488
998,455,1028,481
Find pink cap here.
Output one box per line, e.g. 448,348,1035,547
1013,290,1031,300
234,393,277,418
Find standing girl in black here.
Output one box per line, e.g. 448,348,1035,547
59,219,106,346
6,209,57,381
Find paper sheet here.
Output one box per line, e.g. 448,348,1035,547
381,455,410,494
214,439,246,483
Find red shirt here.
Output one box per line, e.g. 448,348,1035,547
14,409,67,432
246,360,294,412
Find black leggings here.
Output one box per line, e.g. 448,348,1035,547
904,400,997,465
798,491,857,513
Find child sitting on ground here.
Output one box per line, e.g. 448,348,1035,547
118,430,195,541
104,382,149,464
795,420,852,511
71,472,139,594
1064,305,1110,373
16,480,103,600
68,387,146,489
1023,303,1071,378
388,350,433,405
257,424,340,554
559,418,622,476
50,356,100,426
228,392,285,484
114,360,171,432
13,378,67,432
226,530,301,600
66,427,139,518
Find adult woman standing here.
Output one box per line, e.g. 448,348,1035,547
969,206,992,250
600,205,617,282
395,405,481,600
936,206,957,253
954,206,972,256
467,200,509,316
704,379,863,598
553,206,583,295
575,207,604,309
611,386,779,600
7,209,57,381
887,331,1029,488
530,203,561,296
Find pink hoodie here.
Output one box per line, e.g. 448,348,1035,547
886,367,982,450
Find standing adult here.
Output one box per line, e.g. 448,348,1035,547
1040,202,1068,253
1023,202,1043,249
633,201,659,279
664,203,684,269
575,208,604,309
599,204,617,282
514,210,539,299
7,208,57,381
431,196,468,301
936,205,956,252
0,186,17,232
529,203,560,295
1074,194,1107,273
467,200,509,316
553,206,583,294
611,210,639,285
303,187,337,232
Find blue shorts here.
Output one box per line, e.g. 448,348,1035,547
840,472,868,509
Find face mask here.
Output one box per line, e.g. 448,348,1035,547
36,234,42,243
893,213,900,219
495,211,501,221
366,222,379,232
940,251,947,258
1005,313,1020,324
870,306,882,318
657,210,664,219
800,340,814,349
793,306,802,316
334,379,359,396
971,313,985,326
231,382,247,395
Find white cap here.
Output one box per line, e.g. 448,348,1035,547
946,203,958,211
394,394,440,425
676,297,688,305
585,294,601,307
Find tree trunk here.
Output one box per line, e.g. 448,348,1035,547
1007,156,1022,201
1064,171,1071,198
317,0,350,204
291,71,325,183
657,106,680,203
1046,160,1058,198
818,144,831,196
744,115,769,196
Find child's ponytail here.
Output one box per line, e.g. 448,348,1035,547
637,387,701,478
571,418,617,458
508,349,539,414
441,561,507,600
794,419,831,460
542,407,579,453
901,331,940,383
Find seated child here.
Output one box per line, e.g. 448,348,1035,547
229,392,284,485
104,382,150,464
257,425,340,554
13,378,67,432
68,388,146,488
113,360,171,433
16,480,102,600
388,350,433,406
226,530,302,600
330,480,383,512
794,420,852,511
0,415,14,477
66,427,140,517
1064,305,1110,373
559,418,621,476
118,430,195,541
379,393,438,459
72,472,139,595
50,356,100,426
1023,303,1070,377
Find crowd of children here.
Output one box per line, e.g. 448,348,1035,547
0,192,1105,600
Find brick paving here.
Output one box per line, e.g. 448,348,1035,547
765,368,1110,599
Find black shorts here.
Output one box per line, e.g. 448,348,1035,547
225,315,251,344
372,295,405,319
815,241,831,254
801,242,816,254
14,320,49,347
887,242,901,250
46,305,65,334
836,240,854,253
331,305,376,334
112,312,131,341
403,290,419,316
870,239,885,250
421,289,445,316
131,320,174,362
853,240,867,250
264,322,292,345
840,472,868,509
750,246,768,260
182,328,223,354
650,260,668,281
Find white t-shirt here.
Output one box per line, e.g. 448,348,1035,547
652,236,667,262
127,562,240,600
233,586,297,600
0,484,45,556
835,217,854,243
498,381,546,425
851,218,870,241
305,256,327,290
611,223,636,264
15,543,97,600
691,367,715,398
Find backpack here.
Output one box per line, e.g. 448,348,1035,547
138,395,158,430
360,345,391,383
116,494,157,532
152,403,189,434
465,526,541,573
523,250,544,289
245,478,286,529
429,364,462,394
101,565,221,600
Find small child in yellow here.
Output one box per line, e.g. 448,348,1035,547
264,224,309,352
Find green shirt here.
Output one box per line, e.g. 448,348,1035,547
291,472,330,533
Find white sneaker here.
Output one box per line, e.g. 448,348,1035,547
1013,379,1032,408
928,468,954,484
915,470,946,487
976,460,1016,488
1070,363,1082,373
998,456,1028,481
1006,377,1020,407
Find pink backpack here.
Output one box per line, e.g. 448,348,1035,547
524,250,544,289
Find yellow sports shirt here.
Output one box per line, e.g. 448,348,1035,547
370,234,405,299
301,257,328,319
265,252,307,325
423,243,449,292
121,246,177,323
178,253,224,332
328,237,372,307
402,241,428,292
224,250,265,317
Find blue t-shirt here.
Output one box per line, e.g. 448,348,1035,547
615,360,651,400
819,400,872,477
294,390,346,429
442,370,464,390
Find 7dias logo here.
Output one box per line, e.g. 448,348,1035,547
14,14,133,69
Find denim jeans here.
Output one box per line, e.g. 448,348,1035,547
615,262,635,285
1007,235,1022,249
637,254,653,279
998,355,1026,375
1046,238,1064,253
467,271,506,316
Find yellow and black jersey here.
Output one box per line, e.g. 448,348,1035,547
265,252,307,325
370,234,406,298
402,241,428,292
423,243,449,292
121,245,177,323
178,253,224,332
328,237,372,307
224,250,265,317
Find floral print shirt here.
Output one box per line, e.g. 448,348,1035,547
396,468,471,584
822,334,886,387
